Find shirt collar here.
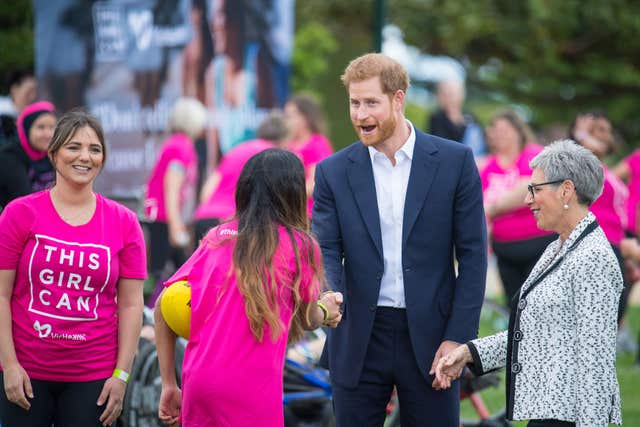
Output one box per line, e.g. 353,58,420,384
368,119,415,162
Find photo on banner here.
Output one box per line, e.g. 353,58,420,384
33,0,293,203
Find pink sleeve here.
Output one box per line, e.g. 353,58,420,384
626,150,640,170
0,201,33,270
163,235,223,292
118,211,147,279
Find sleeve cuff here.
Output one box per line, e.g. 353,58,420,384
466,342,485,376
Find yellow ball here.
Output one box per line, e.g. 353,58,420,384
160,280,191,339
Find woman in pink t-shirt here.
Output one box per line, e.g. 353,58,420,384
570,112,631,321
0,111,146,426
154,149,343,427
143,98,207,303
193,111,289,242
284,94,334,215
481,111,556,303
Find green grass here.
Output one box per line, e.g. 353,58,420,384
461,304,640,426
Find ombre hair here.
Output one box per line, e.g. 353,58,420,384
232,149,324,342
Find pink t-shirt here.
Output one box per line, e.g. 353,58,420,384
481,144,553,242
289,134,333,214
0,191,146,382
590,167,628,246
166,221,320,427
144,133,198,223
193,139,273,221
624,149,640,234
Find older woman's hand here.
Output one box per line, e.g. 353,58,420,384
433,344,473,390
319,291,343,328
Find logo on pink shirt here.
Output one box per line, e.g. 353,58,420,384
28,235,111,321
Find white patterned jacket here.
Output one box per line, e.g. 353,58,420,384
468,213,622,426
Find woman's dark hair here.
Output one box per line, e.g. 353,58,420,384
233,149,323,342
48,110,106,165
488,109,535,148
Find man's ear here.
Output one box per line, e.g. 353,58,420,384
393,90,405,111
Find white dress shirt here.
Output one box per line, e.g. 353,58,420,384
368,120,415,308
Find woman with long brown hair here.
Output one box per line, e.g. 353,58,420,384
154,149,342,426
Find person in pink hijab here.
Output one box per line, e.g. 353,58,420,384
0,101,56,209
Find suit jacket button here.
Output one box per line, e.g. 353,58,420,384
511,362,522,374
376,272,382,280
369,305,376,312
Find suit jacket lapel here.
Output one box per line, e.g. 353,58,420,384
403,134,439,246
347,144,383,258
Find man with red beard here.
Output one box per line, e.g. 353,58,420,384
311,53,487,426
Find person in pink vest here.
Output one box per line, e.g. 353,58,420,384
193,111,289,242
481,110,556,304
0,111,146,426
143,97,207,303
154,149,343,427
284,93,334,215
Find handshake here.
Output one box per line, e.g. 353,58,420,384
316,291,343,328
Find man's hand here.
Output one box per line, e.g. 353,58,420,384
320,291,343,328
97,376,127,426
429,340,460,388
433,344,473,390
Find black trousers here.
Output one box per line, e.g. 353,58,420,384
0,373,109,427
491,234,557,305
332,307,458,427
527,420,575,427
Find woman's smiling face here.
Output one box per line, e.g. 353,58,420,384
52,125,104,188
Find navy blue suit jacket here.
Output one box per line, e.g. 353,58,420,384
311,128,487,388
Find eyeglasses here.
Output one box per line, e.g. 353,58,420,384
527,179,566,199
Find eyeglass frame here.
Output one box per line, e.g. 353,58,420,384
527,179,566,199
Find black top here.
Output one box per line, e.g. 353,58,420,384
0,140,54,209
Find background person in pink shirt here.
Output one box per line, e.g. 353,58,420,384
0,111,146,427
570,112,633,322
481,110,556,304
143,98,207,304
154,149,343,427
284,93,334,215
193,111,290,242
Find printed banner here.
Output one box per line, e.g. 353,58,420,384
34,0,293,202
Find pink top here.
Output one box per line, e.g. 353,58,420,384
166,221,320,427
590,167,627,246
289,134,333,214
623,149,640,234
144,133,198,223
193,139,273,221
0,191,146,382
481,144,553,242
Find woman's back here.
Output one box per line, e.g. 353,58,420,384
169,220,319,427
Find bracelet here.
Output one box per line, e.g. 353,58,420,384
112,368,130,383
316,301,330,322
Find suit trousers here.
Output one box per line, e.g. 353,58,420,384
332,307,459,427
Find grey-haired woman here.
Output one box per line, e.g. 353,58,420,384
436,140,622,427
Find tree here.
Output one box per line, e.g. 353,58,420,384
388,0,640,144
0,0,33,92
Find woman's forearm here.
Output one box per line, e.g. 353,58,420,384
116,279,144,374
154,293,179,388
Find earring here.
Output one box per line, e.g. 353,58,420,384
563,203,569,210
